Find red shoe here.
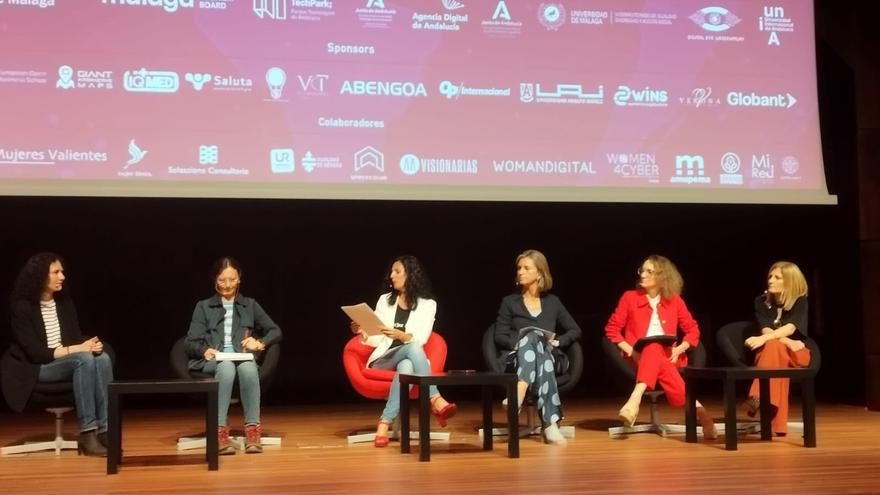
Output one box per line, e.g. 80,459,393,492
218,426,235,455
431,402,458,428
374,421,391,447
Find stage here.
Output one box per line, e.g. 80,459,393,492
1,399,878,494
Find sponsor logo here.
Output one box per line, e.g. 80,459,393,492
690,6,740,32
399,154,478,176
123,68,179,93
355,0,397,29
679,87,721,108
101,0,194,14
613,85,668,107
340,80,428,97
297,74,329,96
326,43,375,56
781,155,799,175
719,152,743,185
608,152,660,182
727,91,796,109
751,154,775,179
270,148,295,173
0,0,56,8
253,0,335,22
412,0,469,32
0,68,48,85
670,155,711,184
520,83,603,105
185,72,254,92
0,147,107,165
538,3,565,31
198,145,218,165
482,1,523,36
125,139,148,169
299,150,342,173
55,65,113,90
492,159,595,175
352,146,386,181
265,67,287,100
570,9,608,26
439,81,510,99
760,6,795,46
612,10,677,26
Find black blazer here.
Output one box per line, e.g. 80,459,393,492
1,295,85,412
494,293,582,353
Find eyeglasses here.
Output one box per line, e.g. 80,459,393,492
636,267,659,276
216,278,240,286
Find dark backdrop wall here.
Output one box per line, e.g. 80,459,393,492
0,5,868,409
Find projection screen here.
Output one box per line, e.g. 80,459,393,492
0,0,836,204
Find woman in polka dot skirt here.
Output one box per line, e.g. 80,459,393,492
493,249,582,445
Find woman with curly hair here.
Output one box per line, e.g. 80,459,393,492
1,253,113,456
349,255,456,447
605,255,717,440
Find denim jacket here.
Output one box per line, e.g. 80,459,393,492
185,293,282,372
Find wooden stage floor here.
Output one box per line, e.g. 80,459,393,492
1,399,878,494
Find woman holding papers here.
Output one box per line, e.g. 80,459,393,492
493,249,582,446
350,255,456,448
2,252,113,457
742,261,811,436
605,255,717,439
186,256,282,454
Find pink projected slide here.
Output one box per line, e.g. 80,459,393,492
0,0,828,201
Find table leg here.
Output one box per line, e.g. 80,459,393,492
801,376,817,448
418,383,431,461
481,385,492,451
107,389,120,474
206,388,218,471
506,379,519,458
723,377,737,451
685,375,697,443
400,378,410,454
759,378,772,441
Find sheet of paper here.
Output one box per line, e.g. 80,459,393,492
214,352,255,361
341,303,385,336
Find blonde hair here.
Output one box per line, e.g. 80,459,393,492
515,249,553,293
639,254,683,299
766,261,808,310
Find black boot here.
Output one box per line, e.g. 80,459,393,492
97,431,107,447
78,430,107,457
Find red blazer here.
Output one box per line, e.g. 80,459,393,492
605,290,700,352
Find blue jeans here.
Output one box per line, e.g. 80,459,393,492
38,352,113,433
370,343,438,423
215,360,260,426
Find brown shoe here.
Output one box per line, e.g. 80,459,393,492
218,426,235,455
697,407,718,440
244,423,263,454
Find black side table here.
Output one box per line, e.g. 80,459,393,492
107,379,219,474
683,366,817,451
399,372,519,461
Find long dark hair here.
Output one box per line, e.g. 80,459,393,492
11,252,65,304
383,255,433,311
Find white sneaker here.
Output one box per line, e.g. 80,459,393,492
542,422,567,446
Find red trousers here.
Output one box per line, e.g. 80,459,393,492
627,343,687,407
748,339,811,435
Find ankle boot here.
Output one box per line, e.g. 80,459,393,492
218,426,235,455
244,423,262,454
78,430,107,457
97,431,107,448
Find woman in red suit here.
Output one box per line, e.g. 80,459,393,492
605,255,717,439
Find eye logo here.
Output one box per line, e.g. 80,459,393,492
689,6,740,32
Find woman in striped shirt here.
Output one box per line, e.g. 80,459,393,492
1,252,113,457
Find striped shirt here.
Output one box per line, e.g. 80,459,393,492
222,300,234,352
40,299,62,349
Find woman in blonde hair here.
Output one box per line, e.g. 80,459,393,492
743,261,811,436
605,255,717,439
493,249,582,445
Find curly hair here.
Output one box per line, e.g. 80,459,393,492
383,255,433,311
637,254,684,299
11,252,65,304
